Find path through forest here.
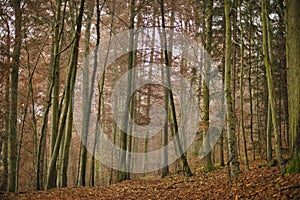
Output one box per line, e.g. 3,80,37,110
2,160,300,200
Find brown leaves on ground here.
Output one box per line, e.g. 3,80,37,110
2,162,300,200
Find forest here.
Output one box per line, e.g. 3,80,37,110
0,0,300,199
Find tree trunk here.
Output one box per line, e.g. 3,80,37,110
48,0,65,188
8,0,22,192
118,0,135,182
144,23,155,176
261,0,286,174
286,0,300,174
1,75,10,191
46,0,85,189
160,0,192,177
1,25,11,191
126,26,139,178
90,0,106,186
36,55,54,190
239,1,249,171
161,53,169,177
60,97,73,187
266,100,273,165
248,9,255,161
219,11,226,168
160,4,171,178
231,0,238,137
224,0,240,176
203,0,213,173
78,0,94,186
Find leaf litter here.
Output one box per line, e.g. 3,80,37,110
2,160,300,200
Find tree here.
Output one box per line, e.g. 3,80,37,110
286,0,300,174
47,0,64,189
239,0,249,171
118,0,135,182
90,0,107,186
1,0,298,191
8,0,22,192
46,0,86,189
145,23,156,176
78,0,94,187
224,0,240,176
0,17,11,191
160,0,192,177
202,0,214,173
261,0,286,174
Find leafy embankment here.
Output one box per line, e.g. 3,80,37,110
2,161,300,200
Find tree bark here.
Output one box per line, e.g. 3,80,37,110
1,23,11,191
224,0,240,176
160,0,192,177
8,0,22,192
247,8,255,161
46,0,85,189
286,0,300,174
261,0,286,174
239,1,249,171
203,0,213,173
118,0,135,182
78,0,94,186
48,0,66,188
266,100,273,165
1,75,10,191
90,0,107,186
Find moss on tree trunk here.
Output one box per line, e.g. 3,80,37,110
286,0,300,174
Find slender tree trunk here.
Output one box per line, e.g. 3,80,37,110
126,28,139,178
118,0,135,182
266,100,273,165
161,53,169,177
1,23,11,192
90,0,107,186
60,96,73,187
160,5,170,178
46,0,85,189
109,93,119,185
248,9,255,161
193,0,203,156
224,0,240,176
36,25,61,189
231,0,238,133
78,0,94,186
239,2,249,171
36,78,53,190
48,0,66,188
144,24,155,176
160,0,192,177
203,0,213,172
219,11,226,168
8,0,22,192
274,0,288,149
266,2,274,165
1,75,10,191
17,37,43,191
261,0,286,174
264,4,274,159
50,0,62,160
36,53,55,190
219,129,225,167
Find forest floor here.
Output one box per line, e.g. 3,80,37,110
1,160,300,200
